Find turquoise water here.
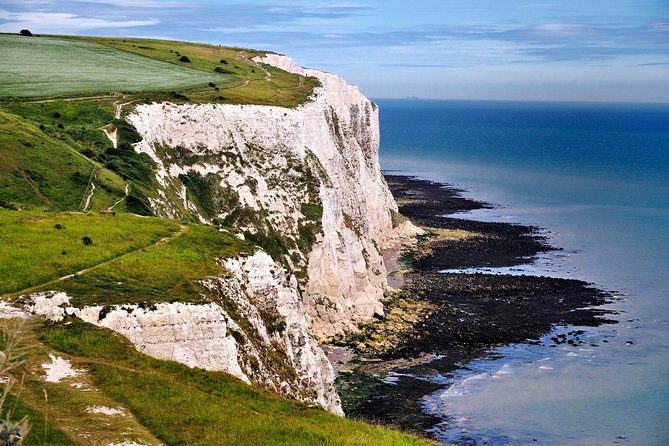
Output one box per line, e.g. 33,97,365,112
376,99,669,445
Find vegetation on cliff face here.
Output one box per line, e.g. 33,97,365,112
0,33,436,445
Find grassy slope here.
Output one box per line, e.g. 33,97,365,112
0,110,127,211
71,36,320,107
0,210,181,295
27,320,434,446
0,34,318,107
39,224,253,307
0,210,251,303
0,35,222,98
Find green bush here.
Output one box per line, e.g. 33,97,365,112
300,202,323,221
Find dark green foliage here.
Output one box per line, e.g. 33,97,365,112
259,306,287,334
19,29,32,37
179,55,191,62
112,119,142,145
208,82,216,88
179,171,239,220
0,200,17,210
81,148,95,158
98,304,113,321
297,223,318,254
82,236,93,246
243,176,258,194
300,202,323,221
69,171,88,185
227,328,246,344
169,90,190,100
124,186,153,216
244,227,289,261
214,67,234,74
53,224,65,230
101,143,154,190
221,206,256,228
53,112,61,118
220,59,228,64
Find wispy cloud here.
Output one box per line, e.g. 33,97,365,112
0,10,158,32
1,0,667,101
380,63,463,68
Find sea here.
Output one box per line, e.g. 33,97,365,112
375,99,669,445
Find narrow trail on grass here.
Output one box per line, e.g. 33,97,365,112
114,100,135,119
101,126,118,148
82,182,96,211
108,182,129,211
10,225,188,298
19,169,58,211
81,169,97,211
24,94,122,104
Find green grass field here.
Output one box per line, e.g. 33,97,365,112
0,35,224,97
0,34,318,106
14,320,434,446
71,36,320,106
0,109,127,211
0,210,181,295
41,224,253,307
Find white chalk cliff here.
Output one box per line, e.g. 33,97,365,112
20,252,342,415
12,55,406,416
127,54,398,339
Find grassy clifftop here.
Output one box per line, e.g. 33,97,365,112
1,319,434,446
0,34,319,107
0,33,436,445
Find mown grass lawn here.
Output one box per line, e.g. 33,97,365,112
0,35,222,98
0,210,181,295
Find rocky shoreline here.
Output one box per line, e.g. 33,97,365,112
335,174,618,437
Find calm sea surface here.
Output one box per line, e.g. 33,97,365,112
375,99,669,445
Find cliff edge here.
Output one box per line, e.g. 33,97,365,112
128,54,399,339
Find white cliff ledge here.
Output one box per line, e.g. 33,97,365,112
20,251,342,414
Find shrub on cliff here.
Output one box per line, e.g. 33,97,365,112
179,55,191,63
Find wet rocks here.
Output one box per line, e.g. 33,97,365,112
339,175,617,432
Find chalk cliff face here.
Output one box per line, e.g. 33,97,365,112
21,251,342,414
35,54,401,415
0,54,413,417
127,54,398,339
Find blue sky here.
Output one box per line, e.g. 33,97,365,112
1,1,668,102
